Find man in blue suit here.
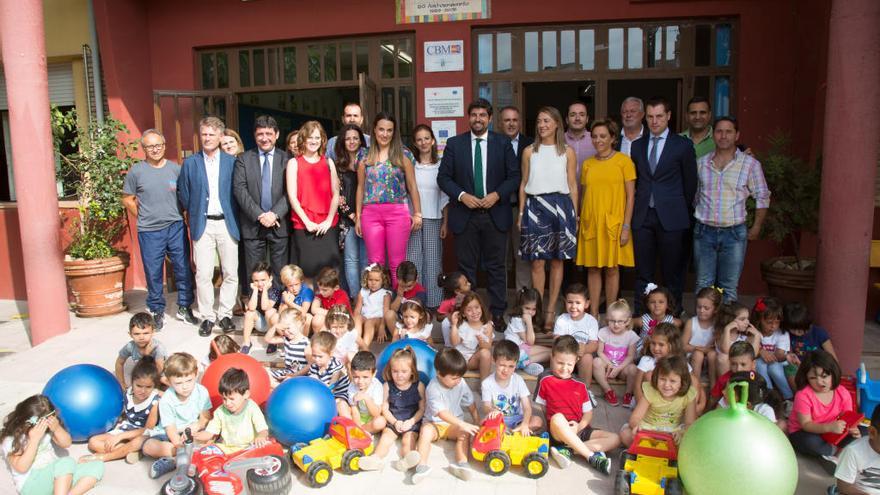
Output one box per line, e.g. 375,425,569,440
631,97,697,316
179,116,240,337
437,98,520,324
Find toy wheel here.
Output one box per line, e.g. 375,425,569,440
613,469,631,495
522,452,549,479
306,461,333,488
341,449,365,475
485,450,510,476
665,478,683,495
160,475,203,495
246,455,292,495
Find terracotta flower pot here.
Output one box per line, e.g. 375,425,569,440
63,253,129,317
759,255,815,306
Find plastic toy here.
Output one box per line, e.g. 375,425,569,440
266,376,336,445
857,363,880,417
290,416,374,488
679,382,797,495
202,353,271,408
376,338,436,385
161,428,292,495
43,364,124,442
470,414,550,478
614,430,681,495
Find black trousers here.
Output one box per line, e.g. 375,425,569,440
633,208,688,315
242,230,289,293
455,210,508,317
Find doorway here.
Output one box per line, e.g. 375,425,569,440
522,81,596,135
606,78,682,129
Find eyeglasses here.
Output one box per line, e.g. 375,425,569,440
143,143,165,151
607,319,629,325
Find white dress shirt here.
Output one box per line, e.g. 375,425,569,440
204,150,223,215
457,131,490,201
620,125,645,157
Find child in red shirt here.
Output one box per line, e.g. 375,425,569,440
311,267,351,333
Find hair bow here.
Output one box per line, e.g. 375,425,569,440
644,283,658,295
711,286,725,295
754,297,767,312
364,263,380,272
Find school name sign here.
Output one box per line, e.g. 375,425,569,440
396,0,491,24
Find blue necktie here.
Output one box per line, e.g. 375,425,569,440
260,152,272,212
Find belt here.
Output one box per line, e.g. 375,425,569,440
206,214,225,220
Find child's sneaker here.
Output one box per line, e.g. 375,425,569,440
149,457,176,479
266,344,278,355
523,362,544,376
588,390,598,408
392,451,420,472
240,344,251,355
358,455,383,471
125,450,142,464
621,393,635,409
588,452,611,475
412,465,432,484
449,461,476,481
550,446,572,469
604,389,620,406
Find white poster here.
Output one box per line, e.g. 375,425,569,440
424,40,464,72
431,120,456,155
424,87,464,118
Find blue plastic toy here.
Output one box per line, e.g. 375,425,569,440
376,338,437,385
857,363,880,417
266,376,336,445
43,364,124,442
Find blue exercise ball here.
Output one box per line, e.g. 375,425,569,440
266,376,336,445
376,338,436,386
43,364,124,442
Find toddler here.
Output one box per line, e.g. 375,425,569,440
194,368,270,453
202,334,241,370
620,355,697,446
481,340,543,434
275,264,314,354
394,300,433,343
633,284,682,354
710,341,757,410
783,302,837,392
241,262,282,354
354,263,391,346
436,271,470,321
326,305,360,365
752,297,793,400
450,291,494,379
505,288,552,375
265,308,310,384
716,302,762,376
832,404,880,494
593,299,640,407
311,267,352,333
345,351,387,433
307,331,351,415
384,261,427,334
633,323,687,404
682,287,720,386
116,312,167,388
725,371,787,431
553,283,599,385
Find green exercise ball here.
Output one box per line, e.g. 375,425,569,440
679,382,798,495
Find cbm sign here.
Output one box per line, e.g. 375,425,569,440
424,40,465,72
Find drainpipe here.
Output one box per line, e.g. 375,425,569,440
87,0,103,123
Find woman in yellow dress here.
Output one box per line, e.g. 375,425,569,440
576,119,636,319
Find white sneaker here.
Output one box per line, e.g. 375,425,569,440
412,465,432,484
523,362,544,376
550,446,572,469
449,462,476,481
358,455,384,471
821,454,839,466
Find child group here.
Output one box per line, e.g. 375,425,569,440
4,265,880,495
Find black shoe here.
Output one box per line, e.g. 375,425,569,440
198,320,214,337
492,315,507,333
218,317,235,333
266,344,278,355
150,311,164,332
176,306,199,325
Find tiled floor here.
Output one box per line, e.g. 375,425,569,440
0,291,869,494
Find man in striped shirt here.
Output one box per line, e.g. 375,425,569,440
693,117,770,303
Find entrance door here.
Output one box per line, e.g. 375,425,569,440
522,80,595,135
359,73,378,125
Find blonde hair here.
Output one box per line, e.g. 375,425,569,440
164,352,199,378
360,263,390,289
297,121,327,157
606,298,633,326
532,106,566,156
280,264,305,285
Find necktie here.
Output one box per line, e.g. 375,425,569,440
260,152,272,212
473,138,484,198
649,136,661,173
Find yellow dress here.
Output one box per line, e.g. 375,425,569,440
576,152,636,267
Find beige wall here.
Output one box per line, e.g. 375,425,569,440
44,0,90,59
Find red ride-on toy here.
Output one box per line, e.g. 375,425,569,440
160,428,292,495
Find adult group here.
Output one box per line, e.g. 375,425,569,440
123,95,769,336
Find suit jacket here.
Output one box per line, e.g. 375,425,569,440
178,151,240,241
233,147,290,238
515,133,534,157
437,130,521,234
631,131,698,231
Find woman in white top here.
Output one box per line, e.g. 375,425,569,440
406,124,449,309
518,107,578,329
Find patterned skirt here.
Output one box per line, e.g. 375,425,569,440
519,193,577,260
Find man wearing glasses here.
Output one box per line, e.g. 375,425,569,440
123,129,197,330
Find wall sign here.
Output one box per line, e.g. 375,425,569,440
424,87,464,118
424,40,464,72
396,0,490,24
431,120,456,155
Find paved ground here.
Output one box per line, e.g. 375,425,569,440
0,290,870,494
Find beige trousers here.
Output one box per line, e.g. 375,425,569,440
193,219,239,322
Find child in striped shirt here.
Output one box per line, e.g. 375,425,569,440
308,331,351,415
266,308,311,385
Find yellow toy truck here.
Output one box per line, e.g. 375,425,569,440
290,416,374,488
470,415,550,478
615,430,683,495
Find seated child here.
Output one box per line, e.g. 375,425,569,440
194,368,270,453
359,347,426,472
715,302,762,377
537,336,620,474
789,350,863,459
201,334,241,371
724,371,787,431
450,291,494,380
710,341,758,410
345,351,387,434
143,352,212,479
633,323,688,404
437,271,470,346
481,340,543,434
384,261,427,334
115,312,167,388
633,284,682,354
413,348,479,483
274,264,314,354
326,305,360,365
505,288,551,376
311,267,351,333
266,308,310,385
593,299,640,407
783,302,837,392
553,284,599,386
682,287,720,387
307,331,351,415
354,263,392,347
753,297,793,401
620,355,697,446
1,395,104,495
832,404,880,494
394,300,433,344
241,262,282,354
83,357,161,463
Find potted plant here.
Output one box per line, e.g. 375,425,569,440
756,133,821,305
51,107,137,316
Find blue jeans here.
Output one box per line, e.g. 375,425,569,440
137,220,194,314
693,221,747,302
342,226,368,299
756,358,794,399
